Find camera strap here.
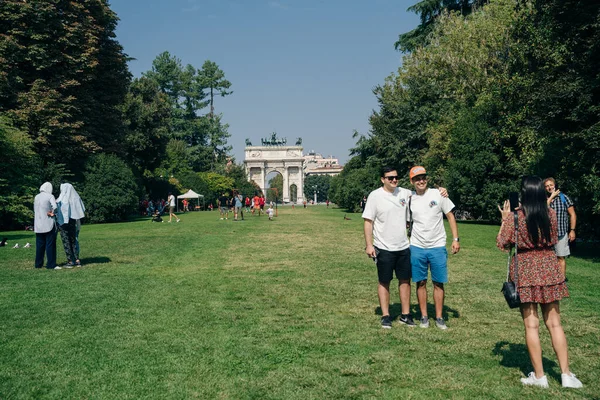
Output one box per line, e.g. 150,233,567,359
506,212,519,285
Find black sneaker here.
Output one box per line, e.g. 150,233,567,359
398,314,416,327
381,315,392,329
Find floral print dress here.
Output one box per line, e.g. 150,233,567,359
497,208,568,303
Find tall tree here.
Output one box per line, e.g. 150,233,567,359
121,76,172,177
395,0,488,52
0,0,130,175
0,116,37,229
197,60,232,118
143,53,232,173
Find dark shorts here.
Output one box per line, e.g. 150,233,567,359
260,204,264,210
375,247,411,283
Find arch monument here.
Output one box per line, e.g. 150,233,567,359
244,134,304,204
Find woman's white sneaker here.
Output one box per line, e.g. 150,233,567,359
561,372,583,388
520,372,548,388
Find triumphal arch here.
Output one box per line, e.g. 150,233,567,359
244,133,305,204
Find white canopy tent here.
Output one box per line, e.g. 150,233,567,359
177,189,204,211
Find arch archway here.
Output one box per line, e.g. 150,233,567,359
289,184,298,203
244,145,304,204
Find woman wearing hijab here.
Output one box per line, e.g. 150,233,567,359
34,182,59,269
497,176,582,389
56,183,86,268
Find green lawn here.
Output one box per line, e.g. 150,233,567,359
1,206,598,399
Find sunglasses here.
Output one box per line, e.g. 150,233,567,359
384,176,399,181
412,176,427,182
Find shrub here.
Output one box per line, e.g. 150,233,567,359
81,154,139,223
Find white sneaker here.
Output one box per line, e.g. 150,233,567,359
561,372,583,388
53,266,62,270
521,372,549,388
24,243,31,248
12,243,19,248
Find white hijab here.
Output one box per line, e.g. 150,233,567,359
40,182,53,194
57,183,86,223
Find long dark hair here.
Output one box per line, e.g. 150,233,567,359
520,176,552,246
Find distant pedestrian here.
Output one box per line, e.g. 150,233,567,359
182,199,188,213
219,193,229,220
253,194,260,216
259,195,266,215
167,192,180,223
234,192,244,221
34,182,59,270
245,196,251,212
267,204,274,220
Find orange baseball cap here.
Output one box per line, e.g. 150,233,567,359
409,166,427,180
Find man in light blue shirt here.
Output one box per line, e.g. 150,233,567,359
34,182,59,269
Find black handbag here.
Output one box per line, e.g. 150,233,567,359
501,211,521,309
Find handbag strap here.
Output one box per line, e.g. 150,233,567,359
506,211,519,283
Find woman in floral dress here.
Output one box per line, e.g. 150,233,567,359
497,176,582,389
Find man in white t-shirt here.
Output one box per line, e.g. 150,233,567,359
167,192,180,223
409,166,459,330
363,167,415,329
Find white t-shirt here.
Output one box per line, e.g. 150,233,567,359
410,188,455,249
362,187,411,251
169,195,175,207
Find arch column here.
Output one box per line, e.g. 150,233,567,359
259,166,266,192
282,167,290,202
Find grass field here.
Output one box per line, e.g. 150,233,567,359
1,206,598,399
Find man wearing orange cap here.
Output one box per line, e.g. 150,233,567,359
409,166,460,330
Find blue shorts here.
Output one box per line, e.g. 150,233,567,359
410,246,448,283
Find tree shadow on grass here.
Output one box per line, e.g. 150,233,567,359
374,303,460,321
571,243,600,263
492,341,560,382
1,233,35,241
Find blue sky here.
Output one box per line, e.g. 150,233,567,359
109,0,419,165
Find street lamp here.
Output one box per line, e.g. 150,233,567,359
313,185,318,204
